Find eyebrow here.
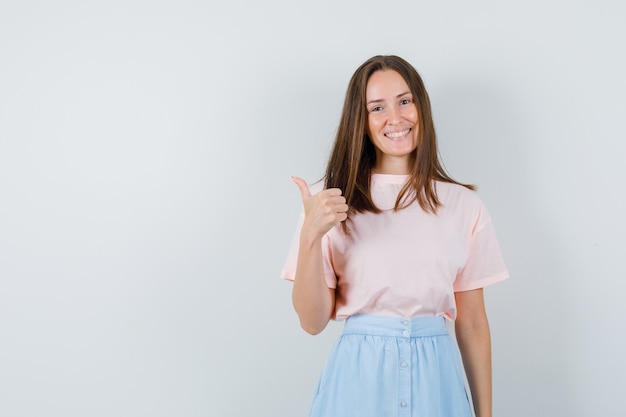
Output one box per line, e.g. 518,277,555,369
366,91,412,106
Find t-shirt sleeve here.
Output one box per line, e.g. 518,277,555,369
280,211,338,289
453,202,509,292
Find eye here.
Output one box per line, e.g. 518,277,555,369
400,98,412,105
370,105,383,112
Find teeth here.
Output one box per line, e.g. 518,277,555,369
385,129,410,138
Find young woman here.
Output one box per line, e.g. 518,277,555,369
281,55,508,417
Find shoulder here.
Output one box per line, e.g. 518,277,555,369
435,181,481,204
434,181,488,221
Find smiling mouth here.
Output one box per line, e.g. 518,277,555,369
384,128,411,139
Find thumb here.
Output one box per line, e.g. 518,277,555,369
291,176,312,200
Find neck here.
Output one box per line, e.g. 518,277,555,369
373,157,411,175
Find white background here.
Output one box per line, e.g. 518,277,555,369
1,1,625,416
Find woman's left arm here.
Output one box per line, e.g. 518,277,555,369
455,288,492,417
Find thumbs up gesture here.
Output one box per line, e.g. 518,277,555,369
292,176,349,239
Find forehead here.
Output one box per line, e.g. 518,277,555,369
365,70,411,99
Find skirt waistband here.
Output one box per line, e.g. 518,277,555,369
343,314,448,338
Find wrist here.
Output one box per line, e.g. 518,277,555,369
299,225,324,248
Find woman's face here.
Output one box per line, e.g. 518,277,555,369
365,70,419,174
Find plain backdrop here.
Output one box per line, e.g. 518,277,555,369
1,1,625,416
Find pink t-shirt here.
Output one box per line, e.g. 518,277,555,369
281,174,509,321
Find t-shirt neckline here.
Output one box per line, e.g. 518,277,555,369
371,173,410,184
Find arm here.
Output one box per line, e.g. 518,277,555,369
292,232,336,335
454,288,492,417
291,177,347,335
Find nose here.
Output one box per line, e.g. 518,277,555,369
387,105,401,124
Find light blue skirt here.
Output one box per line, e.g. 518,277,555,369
309,314,472,417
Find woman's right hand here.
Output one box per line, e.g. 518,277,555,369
291,176,349,239
291,176,342,334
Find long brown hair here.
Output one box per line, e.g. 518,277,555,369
325,55,474,230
